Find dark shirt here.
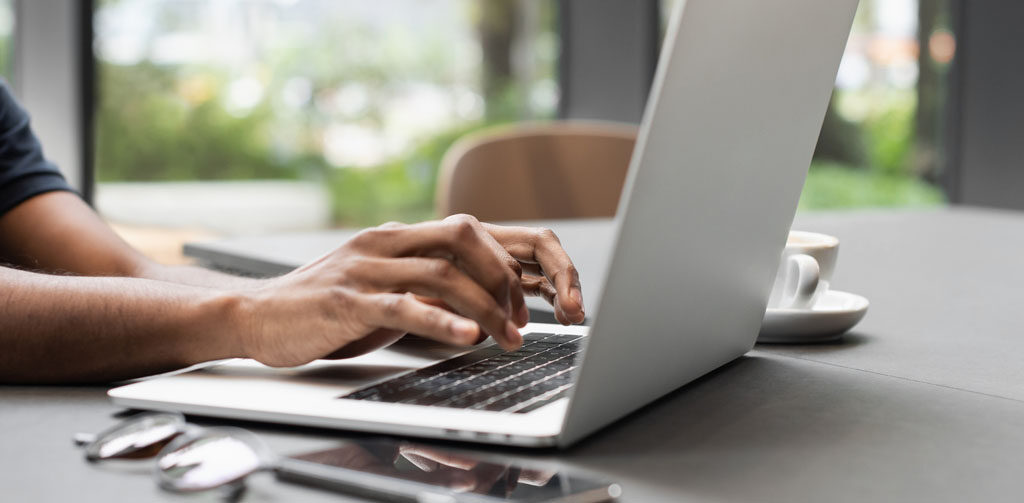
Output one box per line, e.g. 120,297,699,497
0,80,74,218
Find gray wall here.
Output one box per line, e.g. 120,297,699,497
952,2,1024,209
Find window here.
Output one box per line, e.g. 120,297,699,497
94,0,559,232
94,0,957,239
661,0,953,210
804,0,952,210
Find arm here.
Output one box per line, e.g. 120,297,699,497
0,191,259,288
1,194,585,383
0,266,243,383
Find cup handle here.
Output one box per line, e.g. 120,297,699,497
782,254,820,310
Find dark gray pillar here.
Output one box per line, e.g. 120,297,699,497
558,0,660,124
951,2,1024,209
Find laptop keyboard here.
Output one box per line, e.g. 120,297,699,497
339,332,583,413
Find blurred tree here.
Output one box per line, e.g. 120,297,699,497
96,63,303,181
475,0,518,120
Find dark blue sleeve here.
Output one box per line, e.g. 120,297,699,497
0,80,76,217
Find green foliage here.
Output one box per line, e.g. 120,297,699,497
800,162,944,210
96,63,312,182
806,89,943,209
95,54,501,226
863,93,916,177
813,97,867,167
327,123,487,226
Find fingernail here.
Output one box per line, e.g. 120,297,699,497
452,319,479,343
516,303,530,327
504,320,522,349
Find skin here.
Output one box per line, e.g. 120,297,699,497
0,192,585,384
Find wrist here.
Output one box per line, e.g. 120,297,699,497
189,288,253,363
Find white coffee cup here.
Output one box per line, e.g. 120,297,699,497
767,231,839,310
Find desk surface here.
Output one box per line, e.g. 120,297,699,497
5,207,1024,502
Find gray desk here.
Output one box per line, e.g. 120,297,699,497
5,207,1024,502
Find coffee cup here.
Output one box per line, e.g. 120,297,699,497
767,231,839,310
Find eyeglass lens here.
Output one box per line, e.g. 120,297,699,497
85,412,186,461
156,430,264,493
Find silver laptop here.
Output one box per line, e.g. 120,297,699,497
109,0,858,448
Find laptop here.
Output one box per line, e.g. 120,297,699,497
109,0,859,448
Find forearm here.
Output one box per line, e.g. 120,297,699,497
0,266,246,384
0,192,266,290
135,262,267,290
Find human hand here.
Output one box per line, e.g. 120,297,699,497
233,215,583,367
480,222,585,326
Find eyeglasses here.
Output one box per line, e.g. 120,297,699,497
74,413,587,501
73,412,275,496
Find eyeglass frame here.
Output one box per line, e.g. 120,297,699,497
73,411,276,495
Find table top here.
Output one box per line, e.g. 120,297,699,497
6,206,1024,502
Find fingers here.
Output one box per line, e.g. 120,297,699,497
399,446,480,471
518,468,557,487
521,275,557,305
520,262,543,276
348,257,522,349
350,215,528,329
321,328,406,359
480,237,530,327
437,216,526,326
358,293,482,347
483,224,585,325
400,451,439,472
413,297,485,343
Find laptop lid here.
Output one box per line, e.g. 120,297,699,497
558,0,859,447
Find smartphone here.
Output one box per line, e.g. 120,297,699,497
275,438,621,503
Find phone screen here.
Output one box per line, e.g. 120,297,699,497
277,438,620,502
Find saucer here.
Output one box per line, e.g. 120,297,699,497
758,290,869,343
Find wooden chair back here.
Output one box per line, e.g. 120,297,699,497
436,121,638,221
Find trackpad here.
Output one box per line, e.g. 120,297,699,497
198,337,475,392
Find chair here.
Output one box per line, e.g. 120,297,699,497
436,121,638,221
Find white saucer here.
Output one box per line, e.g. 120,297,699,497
758,290,869,344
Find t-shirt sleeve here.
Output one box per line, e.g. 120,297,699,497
0,80,77,217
